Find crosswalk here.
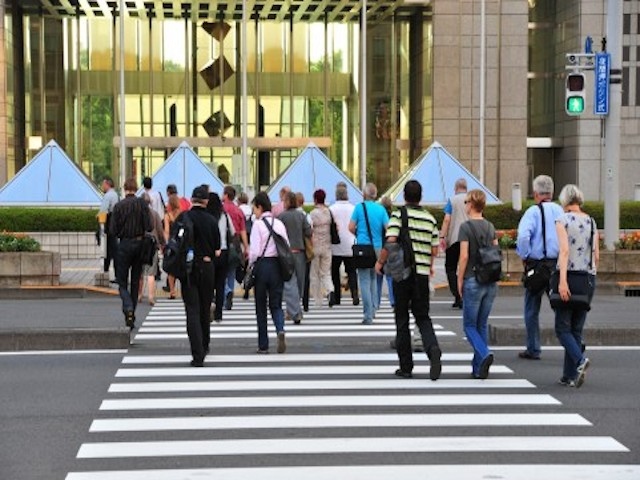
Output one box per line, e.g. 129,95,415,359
66,299,637,479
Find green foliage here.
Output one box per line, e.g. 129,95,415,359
0,208,99,232
0,232,41,252
82,96,113,183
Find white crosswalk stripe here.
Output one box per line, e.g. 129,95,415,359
66,298,635,479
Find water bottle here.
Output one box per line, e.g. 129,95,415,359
186,248,194,275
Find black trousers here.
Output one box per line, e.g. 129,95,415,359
393,273,439,373
115,238,143,314
331,255,358,304
182,258,215,363
445,242,462,303
104,233,118,273
302,260,311,311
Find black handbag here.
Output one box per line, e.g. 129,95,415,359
140,232,158,266
262,218,295,281
549,270,594,311
329,209,340,245
548,218,595,311
351,202,377,269
523,203,554,294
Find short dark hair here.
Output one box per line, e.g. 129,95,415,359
143,176,152,189
404,180,422,204
285,191,298,210
102,176,114,188
223,185,236,201
167,184,177,195
252,191,272,212
313,189,326,205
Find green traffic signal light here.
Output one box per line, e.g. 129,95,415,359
566,96,585,114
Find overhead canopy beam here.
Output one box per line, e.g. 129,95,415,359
113,136,332,150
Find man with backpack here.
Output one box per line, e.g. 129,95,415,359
169,186,221,367
375,180,442,381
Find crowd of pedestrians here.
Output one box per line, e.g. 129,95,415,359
101,173,598,388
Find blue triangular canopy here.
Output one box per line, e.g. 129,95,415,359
0,140,102,207
267,143,363,204
382,141,501,206
142,141,225,198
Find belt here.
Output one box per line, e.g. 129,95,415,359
121,235,143,240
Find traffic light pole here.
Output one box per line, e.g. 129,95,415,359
603,0,622,250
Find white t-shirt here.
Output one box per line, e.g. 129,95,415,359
330,201,356,257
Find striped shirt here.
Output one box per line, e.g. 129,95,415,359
386,205,439,276
110,194,152,239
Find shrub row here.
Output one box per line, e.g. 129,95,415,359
1,202,639,232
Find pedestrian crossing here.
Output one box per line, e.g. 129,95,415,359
66,298,637,480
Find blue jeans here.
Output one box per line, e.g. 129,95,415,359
554,306,588,381
254,258,285,351
523,287,544,357
462,277,497,377
376,273,395,307
357,267,378,322
224,268,235,297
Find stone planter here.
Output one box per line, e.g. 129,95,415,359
0,251,61,287
502,249,640,283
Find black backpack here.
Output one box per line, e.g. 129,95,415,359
162,211,194,280
468,220,502,284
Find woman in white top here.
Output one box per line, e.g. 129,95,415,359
554,184,599,388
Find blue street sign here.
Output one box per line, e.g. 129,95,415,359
594,52,610,115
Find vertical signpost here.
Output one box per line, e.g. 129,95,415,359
594,52,610,116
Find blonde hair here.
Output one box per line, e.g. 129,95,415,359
466,189,486,212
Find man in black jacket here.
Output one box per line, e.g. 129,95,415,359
179,186,221,367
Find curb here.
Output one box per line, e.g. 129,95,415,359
0,285,118,300
0,328,131,351
489,325,640,346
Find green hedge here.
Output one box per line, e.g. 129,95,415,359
1,202,639,232
0,208,99,232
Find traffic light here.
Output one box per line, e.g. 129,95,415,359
565,72,586,116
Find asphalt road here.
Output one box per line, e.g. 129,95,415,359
1,296,639,480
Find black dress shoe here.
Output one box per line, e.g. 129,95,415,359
124,311,135,329
394,369,413,378
190,359,204,367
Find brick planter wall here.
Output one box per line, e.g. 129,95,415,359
24,232,101,260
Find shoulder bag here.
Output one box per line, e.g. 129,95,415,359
522,203,554,294
328,209,340,245
262,218,295,281
352,202,377,269
225,213,244,268
549,217,595,311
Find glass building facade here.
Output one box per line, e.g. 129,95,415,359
1,1,433,193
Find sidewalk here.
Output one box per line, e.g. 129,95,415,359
0,258,638,351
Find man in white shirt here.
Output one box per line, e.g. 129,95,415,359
329,183,358,305
98,176,119,274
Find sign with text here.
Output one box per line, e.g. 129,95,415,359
594,52,610,115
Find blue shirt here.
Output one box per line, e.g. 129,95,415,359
351,201,389,248
443,199,452,215
516,201,564,260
